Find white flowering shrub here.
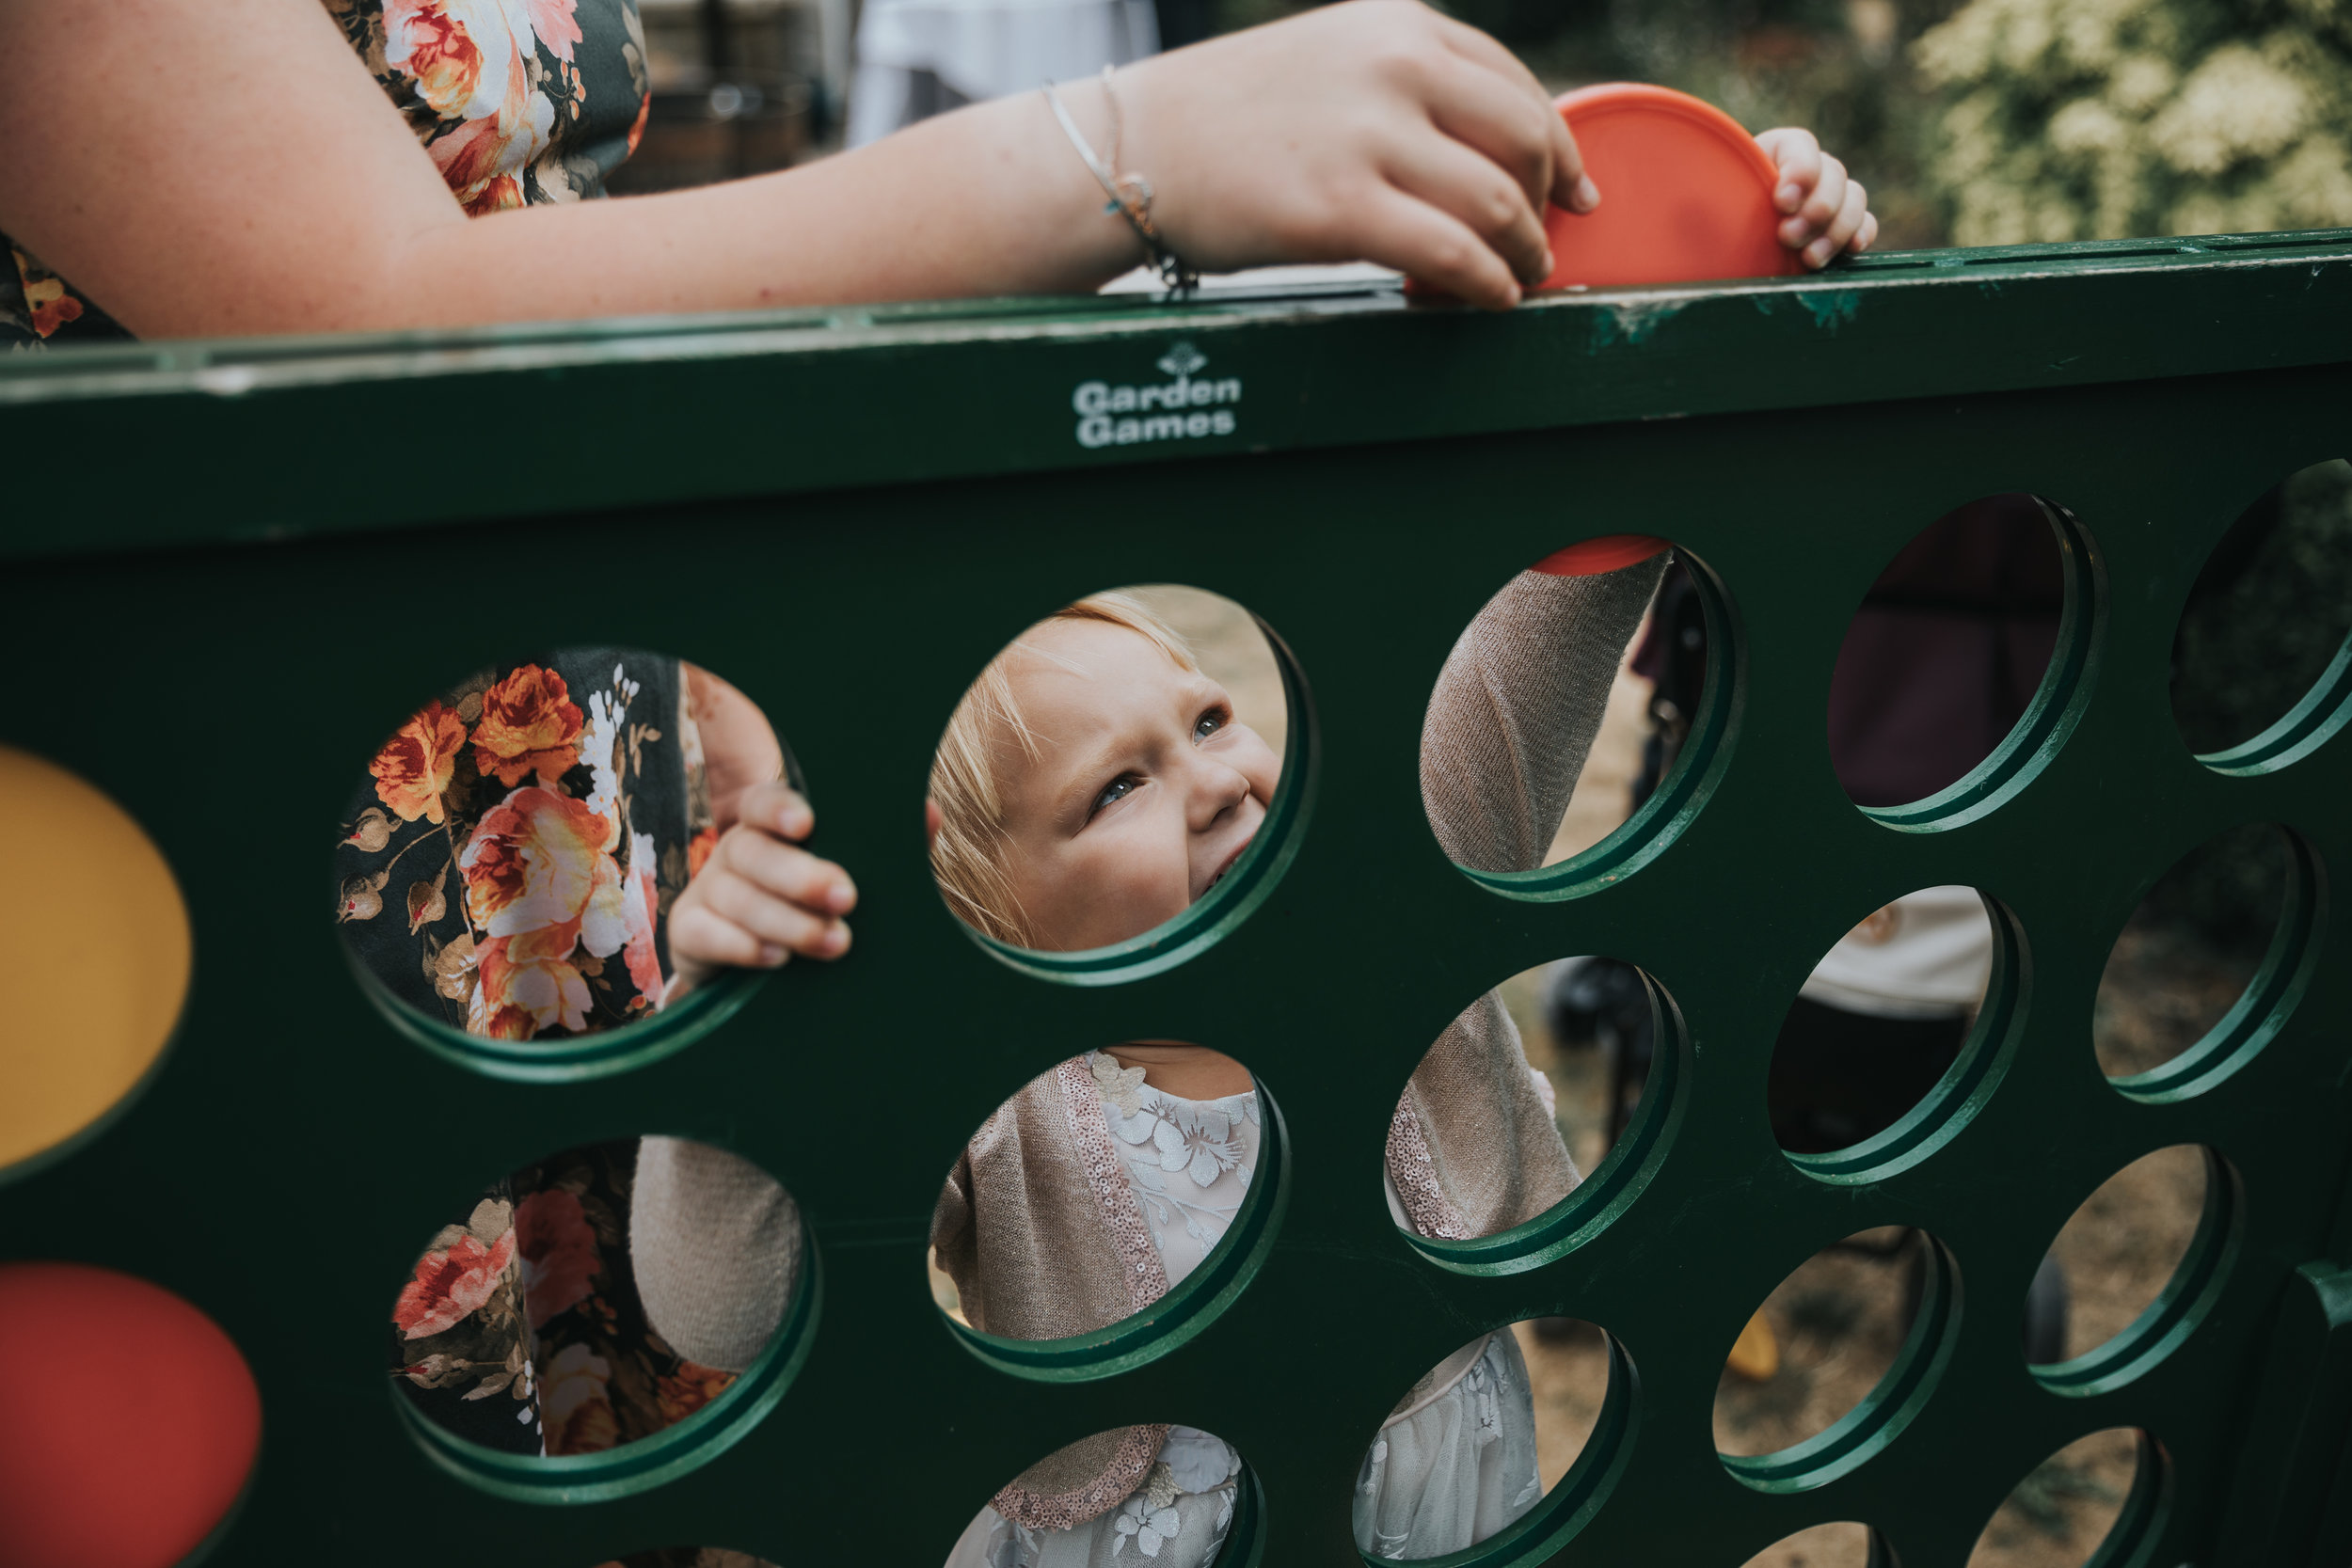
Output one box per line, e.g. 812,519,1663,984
1915,0,2352,242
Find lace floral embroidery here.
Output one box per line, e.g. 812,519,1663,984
1091,1053,1259,1266
1055,1057,1168,1311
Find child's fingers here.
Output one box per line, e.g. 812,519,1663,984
1852,210,1880,254
1359,185,1521,309
1804,179,1870,268
1756,127,1820,216
667,897,789,971
699,868,852,958
718,827,858,914
733,779,815,841
1385,134,1553,286
1778,153,1846,247
1798,153,1848,234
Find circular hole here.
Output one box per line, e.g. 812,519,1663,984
2029,1146,2235,1396
591,1555,778,1568
943,1425,1256,1567
0,1262,260,1568
1772,887,2024,1180
1830,494,2096,829
1716,1227,1961,1492
1422,540,1737,899
2095,823,2321,1098
2172,457,2352,771
1353,1319,1634,1562
929,1045,1282,1378
1390,959,1686,1273
1735,1522,1884,1568
336,650,803,1082
390,1136,812,1500
0,747,191,1180
927,585,1303,981
1965,1429,2167,1568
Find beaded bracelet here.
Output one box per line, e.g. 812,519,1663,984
1044,66,1200,297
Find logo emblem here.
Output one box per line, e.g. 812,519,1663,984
1156,341,1208,379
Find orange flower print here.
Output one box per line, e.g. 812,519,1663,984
24,277,82,338
472,664,585,786
392,1226,517,1339
687,826,721,879
461,786,617,954
516,1187,600,1329
521,0,583,62
470,935,593,1038
370,700,469,824
416,18,555,215
655,1360,737,1427
13,248,86,339
460,173,525,216
625,90,650,157
542,1342,619,1455
381,0,487,119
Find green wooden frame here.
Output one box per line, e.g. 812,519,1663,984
3,230,2349,1567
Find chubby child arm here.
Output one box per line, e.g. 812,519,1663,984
1758,127,1881,271
666,783,856,1001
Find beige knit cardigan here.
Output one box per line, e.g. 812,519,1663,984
928,556,1669,1530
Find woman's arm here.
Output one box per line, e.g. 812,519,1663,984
0,0,1594,337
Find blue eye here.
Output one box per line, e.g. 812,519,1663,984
1195,710,1226,742
1091,776,1136,816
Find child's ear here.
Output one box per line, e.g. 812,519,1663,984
925,799,944,848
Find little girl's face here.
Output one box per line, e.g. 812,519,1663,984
993,619,1279,951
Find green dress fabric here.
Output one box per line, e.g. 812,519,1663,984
1,0,651,348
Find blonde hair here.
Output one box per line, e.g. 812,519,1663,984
930,593,1197,946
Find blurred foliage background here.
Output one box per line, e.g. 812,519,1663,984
1209,0,2352,251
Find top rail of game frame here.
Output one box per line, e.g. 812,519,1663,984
4,229,2351,563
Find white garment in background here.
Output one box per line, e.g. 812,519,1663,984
847,0,1158,147
942,1056,1252,1568
1353,1331,1543,1560
1800,883,1995,1020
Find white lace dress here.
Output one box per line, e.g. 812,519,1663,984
1351,1329,1543,1560
943,1054,1256,1568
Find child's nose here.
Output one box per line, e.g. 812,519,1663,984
1184,753,1252,830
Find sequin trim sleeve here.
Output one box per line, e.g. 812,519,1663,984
1386,1092,1471,1241
1055,1055,1171,1311
992,1423,1173,1532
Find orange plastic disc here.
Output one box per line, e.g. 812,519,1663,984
1537,83,1799,291
0,1263,261,1568
1534,534,1672,577
1406,82,1799,298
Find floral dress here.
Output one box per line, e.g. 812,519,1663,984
363,651,753,1459
944,1055,1256,1568
390,1138,750,1458
1,0,651,347
335,647,709,1038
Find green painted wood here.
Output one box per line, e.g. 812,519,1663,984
2,232,2347,1568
